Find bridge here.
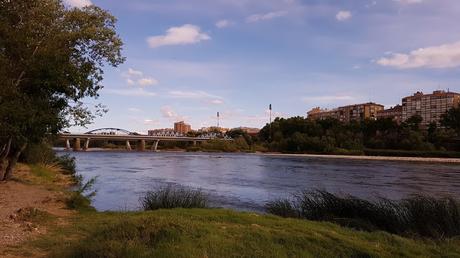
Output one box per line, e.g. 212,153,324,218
58,128,220,152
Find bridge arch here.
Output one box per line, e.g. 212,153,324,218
85,128,137,135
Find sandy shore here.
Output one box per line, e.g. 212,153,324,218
258,153,460,164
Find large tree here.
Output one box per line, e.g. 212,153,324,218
0,0,124,180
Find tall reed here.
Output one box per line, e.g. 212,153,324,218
266,190,460,239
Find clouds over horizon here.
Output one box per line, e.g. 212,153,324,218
147,24,210,48
377,40,460,69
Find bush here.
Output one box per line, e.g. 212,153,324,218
266,190,460,239
66,177,97,211
54,154,76,175
141,186,208,211
364,149,460,158
21,142,55,164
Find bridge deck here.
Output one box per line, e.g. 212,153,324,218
58,134,213,142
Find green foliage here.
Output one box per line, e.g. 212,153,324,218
54,154,77,175
66,177,97,211
259,114,460,154
266,190,460,239
21,142,56,164
36,209,460,258
0,0,124,179
442,106,460,134
198,139,241,152
364,149,460,158
140,186,208,210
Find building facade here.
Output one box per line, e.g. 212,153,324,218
376,105,403,123
307,103,384,123
148,128,175,136
174,121,192,134
402,90,460,126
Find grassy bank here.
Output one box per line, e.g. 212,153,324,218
29,209,460,258
4,162,460,257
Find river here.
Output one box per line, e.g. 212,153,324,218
62,151,460,212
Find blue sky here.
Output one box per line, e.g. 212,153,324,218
66,0,460,133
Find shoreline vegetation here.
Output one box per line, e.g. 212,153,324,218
1,147,459,257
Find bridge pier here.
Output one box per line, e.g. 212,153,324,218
137,140,146,152
126,140,132,151
83,138,90,151
65,139,71,150
151,140,160,152
73,138,81,152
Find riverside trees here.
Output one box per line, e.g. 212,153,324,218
0,0,124,180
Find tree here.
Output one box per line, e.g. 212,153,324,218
441,107,460,134
0,0,124,180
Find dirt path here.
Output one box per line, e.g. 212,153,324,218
0,164,74,258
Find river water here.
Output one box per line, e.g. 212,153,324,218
63,152,460,212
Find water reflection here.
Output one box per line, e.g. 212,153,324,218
62,152,460,212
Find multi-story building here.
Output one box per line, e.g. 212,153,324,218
377,105,403,123
174,121,192,134
402,90,460,126
307,102,384,123
148,128,175,136
199,126,229,134
235,127,261,136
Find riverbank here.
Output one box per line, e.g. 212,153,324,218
2,164,460,257
259,152,460,164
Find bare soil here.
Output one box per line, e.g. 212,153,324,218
0,164,74,258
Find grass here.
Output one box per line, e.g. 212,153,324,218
28,209,460,258
12,163,460,257
140,186,208,210
266,190,460,239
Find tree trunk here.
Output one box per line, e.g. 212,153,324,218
0,138,12,181
4,143,27,181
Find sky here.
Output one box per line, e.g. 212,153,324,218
66,0,460,134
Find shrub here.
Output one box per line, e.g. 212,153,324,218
54,154,76,175
141,186,208,211
21,142,55,164
266,190,460,239
66,177,97,211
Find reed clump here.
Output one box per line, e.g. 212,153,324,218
141,186,208,211
266,190,460,239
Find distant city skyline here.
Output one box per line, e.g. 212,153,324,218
66,0,460,133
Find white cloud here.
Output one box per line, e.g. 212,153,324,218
64,0,92,8
377,41,460,69
128,108,142,113
336,11,352,21
246,11,288,23
216,20,234,28
160,106,177,118
168,90,224,105
394,0,423,4
126,68,143,77
144,119,160,126
138,78,158,87
122,68,158,87
105,89,157,97
302,95,356,103
147,24,211,48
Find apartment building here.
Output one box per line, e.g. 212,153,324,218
307,102,384,123
402,90,460,126
376,105,403,123
174,121,192,134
